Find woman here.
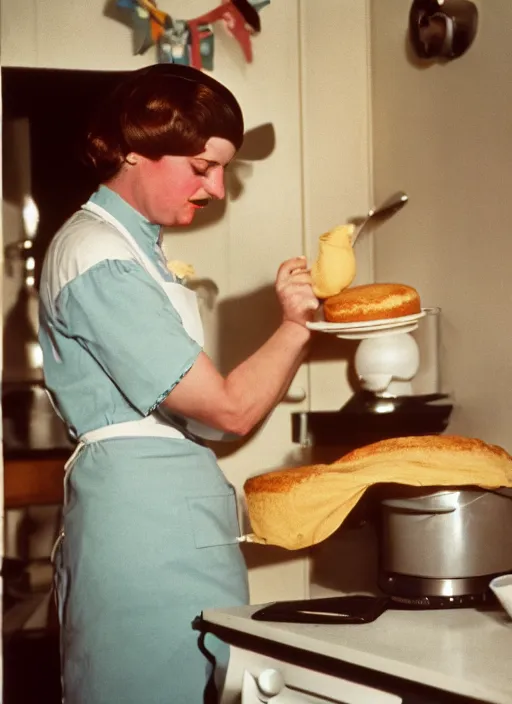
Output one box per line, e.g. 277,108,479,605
39,63,317,704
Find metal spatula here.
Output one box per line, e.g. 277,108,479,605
352,191,408,245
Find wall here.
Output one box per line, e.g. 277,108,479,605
370,0,512,449
299,0,373,424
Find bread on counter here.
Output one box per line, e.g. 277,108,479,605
243,435,512,550
323,282,421,323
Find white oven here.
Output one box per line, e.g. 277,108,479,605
222,646,402,704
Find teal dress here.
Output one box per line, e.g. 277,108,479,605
39,186,249,703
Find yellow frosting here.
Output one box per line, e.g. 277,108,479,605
311,224,356,299
167,260,196,280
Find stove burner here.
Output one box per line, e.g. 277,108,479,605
380,572,501,606
389,592,495,610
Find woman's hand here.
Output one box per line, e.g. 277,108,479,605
275,256,319,328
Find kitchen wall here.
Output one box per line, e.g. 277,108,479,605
1,0,372,603
370,0,512,449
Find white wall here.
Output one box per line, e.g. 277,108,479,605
370,0,512,449
300,0,373,420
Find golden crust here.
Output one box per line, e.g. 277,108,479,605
339,435,511,464
323,283,421,323
244,464,326,495
243,434,512,550
244,436,512,498
244,435,512,550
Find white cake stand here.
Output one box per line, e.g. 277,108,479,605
307,310,427,396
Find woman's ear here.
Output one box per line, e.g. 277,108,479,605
125,153,138,166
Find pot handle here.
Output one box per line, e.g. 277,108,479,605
382,497,457,514
493,487,512,500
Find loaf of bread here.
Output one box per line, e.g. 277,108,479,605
243,435,512,550
311,224,356,299
323,283,421,323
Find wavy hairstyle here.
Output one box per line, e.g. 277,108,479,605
85,64,244,182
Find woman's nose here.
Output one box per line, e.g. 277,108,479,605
205,169,226,200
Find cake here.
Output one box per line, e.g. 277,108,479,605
323,283,421,323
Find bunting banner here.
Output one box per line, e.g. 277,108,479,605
115,0,271,70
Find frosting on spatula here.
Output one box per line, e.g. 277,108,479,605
311,224,356,299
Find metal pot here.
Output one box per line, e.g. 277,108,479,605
378,488,512,598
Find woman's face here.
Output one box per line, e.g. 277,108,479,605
122,137,236,227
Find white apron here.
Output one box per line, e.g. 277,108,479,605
51,203,249,704
51,200,227,559
69,201,224,450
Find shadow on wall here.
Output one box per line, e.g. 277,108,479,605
308,488,384,596
167,122,277,232
241,541,309,573
213,285,357,386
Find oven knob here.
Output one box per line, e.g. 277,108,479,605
257,668,285,698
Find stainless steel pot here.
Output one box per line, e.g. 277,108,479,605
379,488,512,584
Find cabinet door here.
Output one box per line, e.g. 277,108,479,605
1,0,149,69
223,648,401,703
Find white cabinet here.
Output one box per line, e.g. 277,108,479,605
1,0,148,70
203,605,512,704
227,649,401,703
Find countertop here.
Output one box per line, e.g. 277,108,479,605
203,604,512,703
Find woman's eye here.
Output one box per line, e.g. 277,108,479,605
192,165,208,176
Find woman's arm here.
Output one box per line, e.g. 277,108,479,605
160,257,317,436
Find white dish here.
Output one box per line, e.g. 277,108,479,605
490,574,512,620
334,322,421,340
307,310,426,334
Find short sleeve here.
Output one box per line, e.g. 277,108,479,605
56,259,201,415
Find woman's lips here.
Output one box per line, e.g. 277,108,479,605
189,199,210,208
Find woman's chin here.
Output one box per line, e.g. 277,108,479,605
176,207,198,227
163,212,195,228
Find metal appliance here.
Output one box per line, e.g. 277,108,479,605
378,487,512,604
3,195,72,451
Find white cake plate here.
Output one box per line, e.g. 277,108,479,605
306,310,426,340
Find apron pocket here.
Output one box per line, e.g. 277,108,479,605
187,492,241,548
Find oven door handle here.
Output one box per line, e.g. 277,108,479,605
241,669,393,703
242,670,343,703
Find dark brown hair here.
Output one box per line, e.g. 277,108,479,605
86,64,244,181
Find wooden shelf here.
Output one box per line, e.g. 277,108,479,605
4,457,66,508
